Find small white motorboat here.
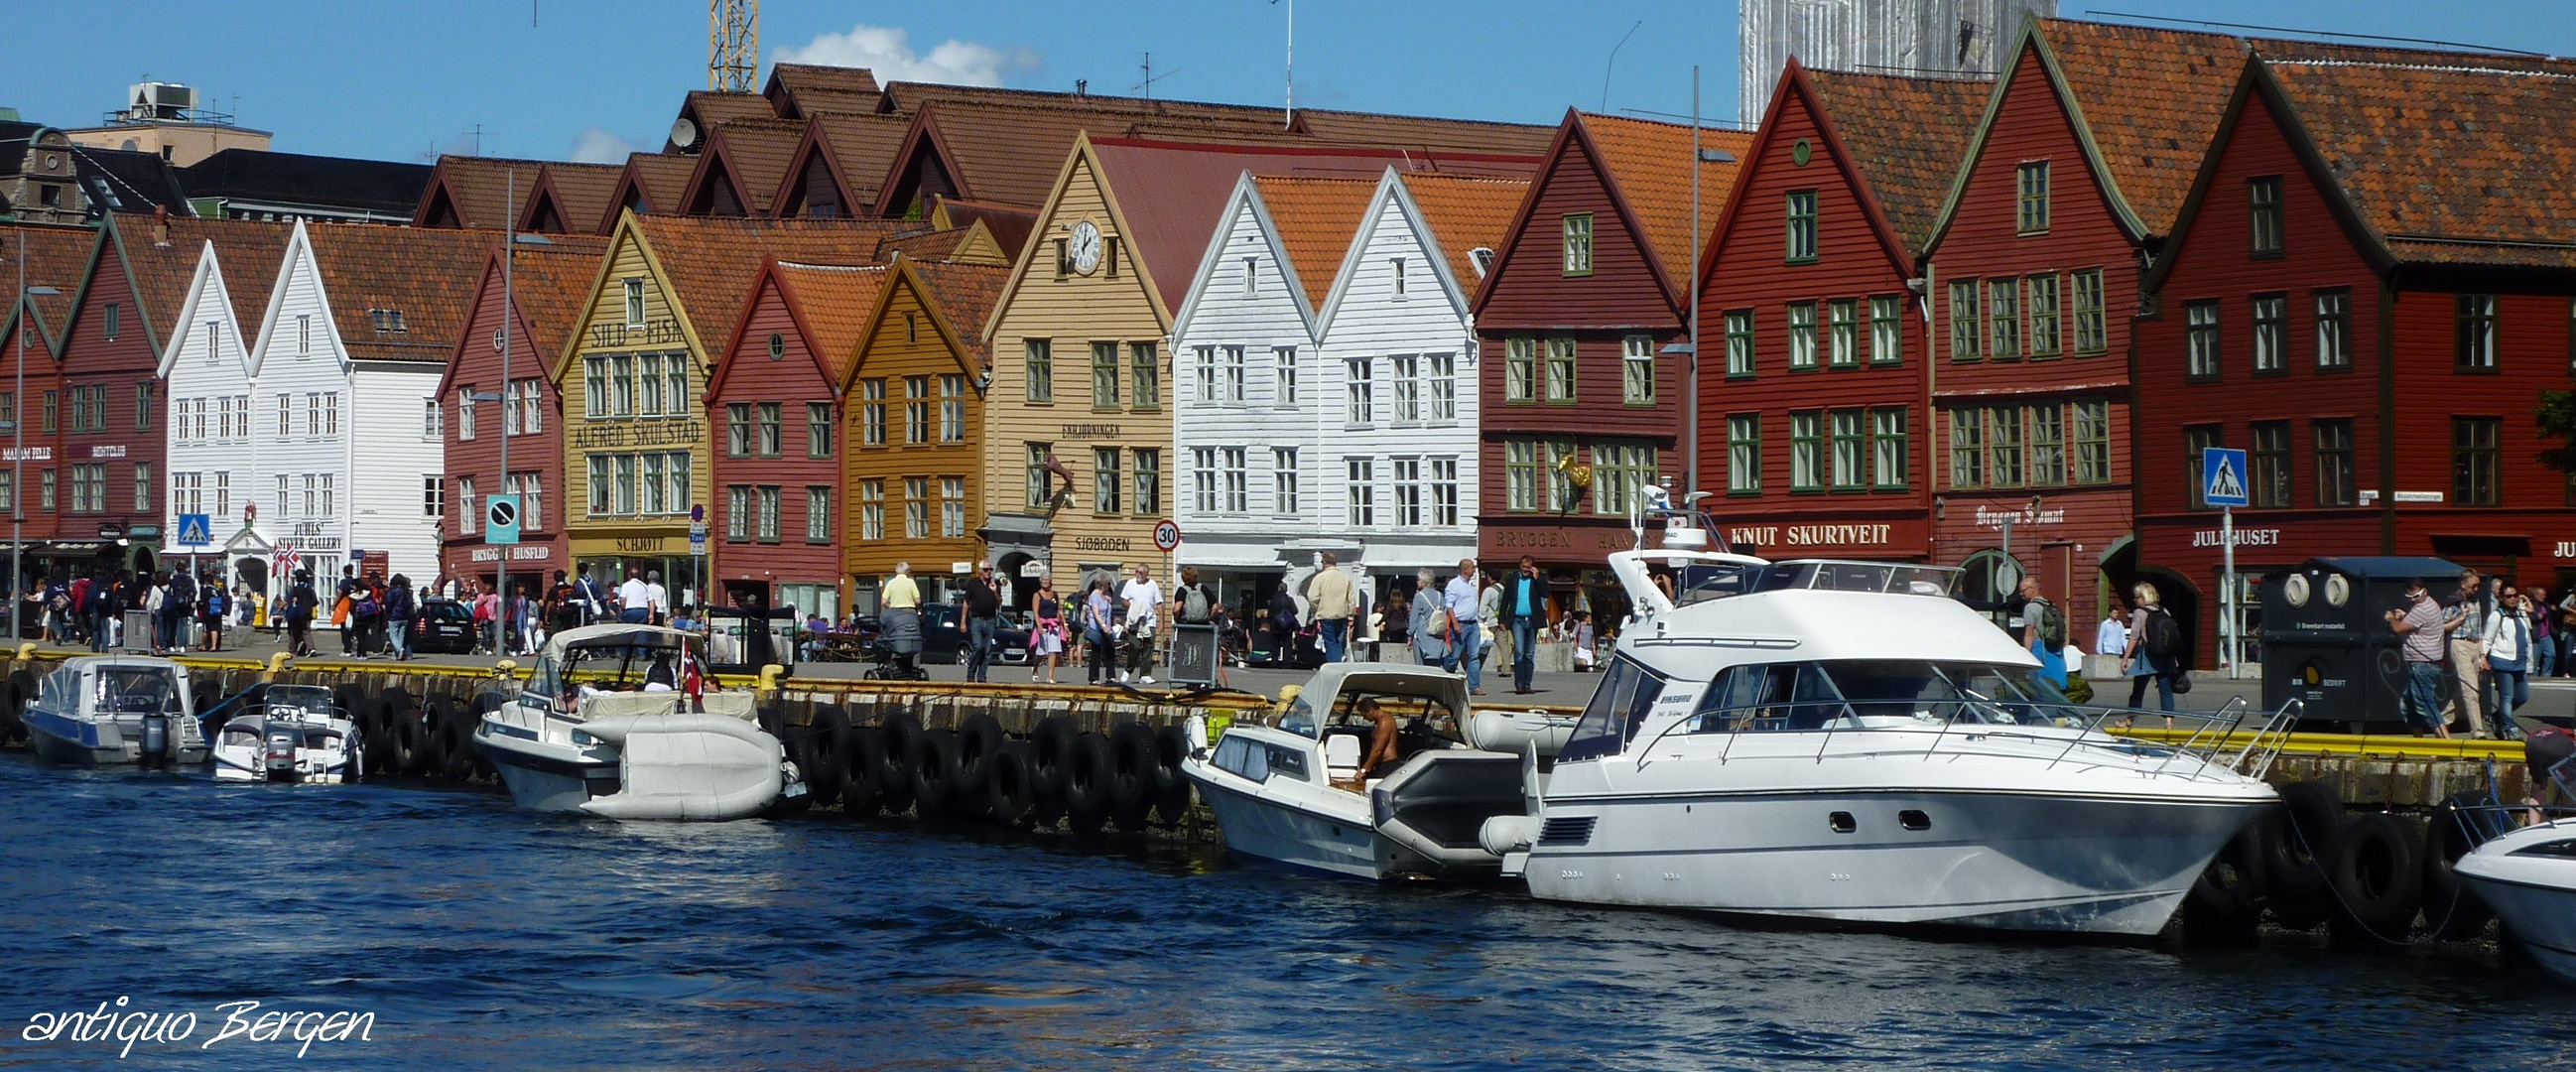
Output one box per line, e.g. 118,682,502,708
1180,663,1535,880
476,623,803,820
20,655,205,767
2453,818,2576,981
209,683,360,783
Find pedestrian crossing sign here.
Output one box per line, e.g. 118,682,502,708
2202,448,2250,508
176,513,212,548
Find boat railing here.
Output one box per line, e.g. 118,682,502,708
1640,693,2300,782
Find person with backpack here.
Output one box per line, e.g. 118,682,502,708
197,571,228,652
2016,577,2068,689
164,566,197,655
385,575,418,661
2122,582,2181,713
1409,569,1451,668
285,569,319,658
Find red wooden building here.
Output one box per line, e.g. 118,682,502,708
2133,53,2576,666
0,221,96,593
435,236,608,591
1694,62,1988,566
1472,111,1750,619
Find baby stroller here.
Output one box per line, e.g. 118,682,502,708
859,632,928,681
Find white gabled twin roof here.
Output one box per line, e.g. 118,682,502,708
1174,166,1523,340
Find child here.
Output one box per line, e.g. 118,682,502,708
1571,611,1597,672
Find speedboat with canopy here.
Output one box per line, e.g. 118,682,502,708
20,655,206,767
476,623,803,820
207,683,360,783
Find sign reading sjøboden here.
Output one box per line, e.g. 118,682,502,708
2201,448,2250,508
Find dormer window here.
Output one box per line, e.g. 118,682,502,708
1470,247,1495,278
369,309,406,334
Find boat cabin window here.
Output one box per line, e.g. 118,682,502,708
1211,734,1308,783
1745,561,1958,597
266,685,337,719
529,631,704,709
1688,659,2080,732
1560,655,1669,762
94,667,182,715
39,667,75,711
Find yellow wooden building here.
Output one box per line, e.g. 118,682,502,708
840,256,1011,614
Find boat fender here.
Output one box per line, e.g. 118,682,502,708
1062,733,1115,836
1479,814,1540,857
2326,812,2425,944
2420,791,2500,941
2183,824,2269,940
841,723,887,817
802,705,850,810
877,711,924,815
985,740,1037,826
952,713,1003,801
1029,716,1076,805
1106,723,1157,831
0,676,24,746
2267,782,2343,901
1150,725,1194,825
394,716,428,776
910,728,961,816
576,714,787,821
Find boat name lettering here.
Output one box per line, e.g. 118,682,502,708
2191,528,2280,548
1059,424,1122,440
1072,536,1131,551
588,320,685,348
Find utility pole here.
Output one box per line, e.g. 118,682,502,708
496,170,514,640
1687,66,1701,496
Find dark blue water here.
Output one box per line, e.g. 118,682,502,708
2,754,2571,1071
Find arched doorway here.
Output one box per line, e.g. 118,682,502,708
995,552,1041,611
232,555,269,597
1958,549,2027,631
2131,567,2203,671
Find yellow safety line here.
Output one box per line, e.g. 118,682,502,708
2110,726,2528,761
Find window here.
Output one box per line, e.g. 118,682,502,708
2074,400,2111,484
1094,448,1121,513
2027,276,2061,356
2315,290,2352,370
725,402,752,457
2249,177,2283,256
2313,420,2354,506
1132,449,1159,515
1545,337,1578,401
1192,447,1217,513
810,402,836,457
1346,459,1375,525
1393,458,1423,526
1868,296,1900,365
1790,411,1823,491
2185,426,2222,510
172,472,198,515
582,357,607,418
1393,354,1421,421
2028,404,2066,486
609,355,635,416
903,478,929,539
2252,295,2288,374
725,485,750,540
2458,295,2499,371
1726,310,1756,377
1223,448,1247,513
1949,281,1981,360
2186,301,2221,380
640,453,666,514
105,304,121,341
421,475,439,520
41,390,56,434
1562,213,1594,275
942,477,966,538
1829,410,1864,489
516,379,542,434
133,463,150,511
1987,406,2025,488
506,471,542,531
1025,443,1052,509
940,374,966,442
1545,439,1578,511
2454,417,2501,506
623,278,646,327
612,454,636,514
135,382,153,431
2250,421,2291,508
1869,407,1908,489
2016,161,2050,233
586,456,608,517
1026,339,1053,402
1506,439,1540,510
1196,346,1218,403
1622,335,1655,402
2071,269,2106,354
1785,191,1818,262
1429,354,1456,421
1345,357,1373,424
1787,302,1818,369
1391,257,1408,298
1273,346,1298,406
1827,300,1858,368
757,485,781,541
1728,415,1761,493
1273,447,1299,514
1092,342,1120,408
1988,279,2021,359
666,452,690,515
1504,336,1536,402
860,479,885,540
663,352,689,416
1241,256,1257,298
458,476,477,535
759,401,784,456
70,464,104,513
1595,442,1657,515
212,471,227,518
1950,409,1985,489
903,377,929,446
41,469,54,512
1131,343,1160,408
640,353,665,415
862,379,886,446
807,487,833,543
320,473,333,518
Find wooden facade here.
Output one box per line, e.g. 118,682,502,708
841,259,997,612
436,240,606,591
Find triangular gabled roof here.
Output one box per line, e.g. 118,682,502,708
434,235,612,398
1250,175,1376,314
602,152,699,232
680,118,809,217
288,222,495,365
1801,67,1993,252
1473,109,1738,321
670,90,775,152
412,156,544,229
105,213,292,359
711,258,888,400
771,112,913,218
837,257,1000,393
518,162,625,234
1394,172,1532,310
928,197,1036,262
763,64,884,119
0,222,101,359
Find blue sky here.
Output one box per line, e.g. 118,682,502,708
8,1,2574,165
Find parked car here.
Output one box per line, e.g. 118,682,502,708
917,603,1030,665
410,599,477,655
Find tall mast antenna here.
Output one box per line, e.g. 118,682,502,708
710,0,759,92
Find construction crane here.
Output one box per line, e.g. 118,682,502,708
710,0,758,92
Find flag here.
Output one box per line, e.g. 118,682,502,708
275,542,300,578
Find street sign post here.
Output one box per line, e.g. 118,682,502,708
485,494,521,546
1152,519,1182,552
2203,448,2251,679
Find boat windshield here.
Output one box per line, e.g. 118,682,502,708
94,667,183,715
528,631,701,709
1685,659,2080,733
1746,561,1959,597
1280,688,1465,744
265,685,338,719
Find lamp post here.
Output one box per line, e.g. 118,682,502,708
1674,68,1736,499
9,229,62,641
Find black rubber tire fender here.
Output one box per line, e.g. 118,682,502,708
841,724,887,817
380,686,417,727
2326,811,2426,944
951,713,1003,801
5,667,37,744
1107,723,1157,832
437,714,476,782
2268,782,2344,901
331,684,370,733
1029,716,1076,805
2182,822,2268,942
802,705,849,810
911,728,961,816
393,715,429,776
1062,732,1115,836
2420,792,2499,941
1150,724,1195,824
876,710,923,815
985,741,1037,827
422,696,470,780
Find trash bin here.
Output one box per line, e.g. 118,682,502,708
2260,556,2465,732
120,608,153,654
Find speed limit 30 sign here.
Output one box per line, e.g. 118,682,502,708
1152,518,1182,553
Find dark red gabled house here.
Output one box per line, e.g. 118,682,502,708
1472,110,1750,619
1695,61,1987,566
2134,53,2576,667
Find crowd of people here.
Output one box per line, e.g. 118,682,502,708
2388,567,2553,740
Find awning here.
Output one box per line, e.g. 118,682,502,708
30,541,108,556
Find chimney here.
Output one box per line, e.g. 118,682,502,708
153,205,170,247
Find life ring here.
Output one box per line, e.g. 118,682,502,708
2326,811,2424,944
802,705,849,810
911,728,961,816
2419,792,2499,941
1151,724,1194,825
876,710,923,816
2182,823,2268,942
952,713,1004,803
985,741,1037,826
1107,723,1157,832
1063,733,1115,836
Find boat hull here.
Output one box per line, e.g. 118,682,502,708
1189,770,1389,879
1525,788,2263,936
476,721,620,813
23,706,206,767
2453,822,2576,982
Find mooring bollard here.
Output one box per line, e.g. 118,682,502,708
265,652,292,681
757,663,785,696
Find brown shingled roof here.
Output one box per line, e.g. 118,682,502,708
686,118,810,216
1,222,101,351
1802,68,1993,249
521,162,624,235
1250,176,1375,311
112,214,294,351
1580,114,1757,282
765,64,884,119
878,227,971,263
1397,173,1531,296
928,197,1038,263
874,81,1558,157
497,236,612,358
768,262,890,388
630,215,925,367
604,153,699,231
673,91,775,150
792,112,914,211
303,224,497,361
414,156,544,229
910,261,1010,370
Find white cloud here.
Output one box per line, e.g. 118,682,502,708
569,127,644,165
774,23,1033,86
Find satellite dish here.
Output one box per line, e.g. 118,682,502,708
670,117,701,151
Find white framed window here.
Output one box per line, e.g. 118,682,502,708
1192,447,1218,513
457,388,477,441
1391,257,1407,298
941,374,966,442
610,354,635,416
1196,346,1218,403
1393,457,1423,526
907,477,932,537
587,456,609,517
505,471,543,531
1392,354,1420,422
612,454,637,515
277,393,292,436
1224,345,1245,404
1345,357,1373,425
1241,256,1257,298
1428,354,1457,421
583,356,608,418
421,475,440,519
859,479,884,541
640,453,666,514
1272,447,1298,514
726,485,751,540
807,486,833,543
623,278,645,327
457,475,476,535
212,471,228,517
275,473,289,518
297,314,311,355
941,477,966,538
319,472,332,517
758,485,781,541
1345,458,1375,526
1432,458,1459,526
1273,346,1297,407
516,379,543,434
424,398,441,439
1622,335,1654,403
1223,447,1247,513
640,352,666,415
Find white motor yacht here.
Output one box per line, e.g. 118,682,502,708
1506,546,2288,936
209,683,360,783
2454,818,2576,981
476,624,803,820
20,655,205,767
1181,663,1535,880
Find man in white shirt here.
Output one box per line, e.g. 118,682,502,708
1117,563,1164,684
2096,606,2127,659
643,570,669,625
1444,559,1484,694
617,568,652,624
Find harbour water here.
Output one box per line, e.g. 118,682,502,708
3,754,2571,1070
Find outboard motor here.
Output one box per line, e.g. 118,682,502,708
139,712,170,766
265,727,300,782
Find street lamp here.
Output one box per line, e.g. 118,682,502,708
1683,65,1738,500
9,228,61,641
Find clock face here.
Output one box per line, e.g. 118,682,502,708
1070,220,1102,275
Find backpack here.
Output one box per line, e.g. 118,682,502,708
2143,606,2182,658
388,587,416,619
1182,585,1212,623
168,572,195,604
204,590,226,616
2030,599,2066,648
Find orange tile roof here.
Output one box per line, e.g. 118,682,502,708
113,214,295,349
770,262,890,387
1802,69,1994,249
494,236,612,357
528,162,624,234
878,227,970,262
303,224,498,361
804,112,913,206
611,153,699,225
698,118,810,215
1397,174,1531,295
2,222,101,348
630,215,923,365
765,64,884,119
1251,176,1376,310
910,261,1011,370
1580,114,1756,282
415,156,545,229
